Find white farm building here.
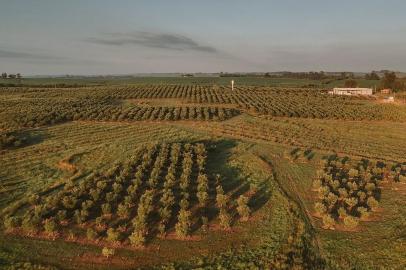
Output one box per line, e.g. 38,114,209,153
332,88,373,96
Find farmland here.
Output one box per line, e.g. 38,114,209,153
1,79,405,270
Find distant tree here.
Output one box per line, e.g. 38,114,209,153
344,79,358,88
340,72,347,80
365,71,379,80
16,73,22,79
381,71,397,89
1,73,7,79
8,74,16,79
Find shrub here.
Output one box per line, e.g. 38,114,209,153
343,216,359,229
86,228,98,240
28,194,40,205
236,195,250,221
314,202,327,215
219,209,231,230
357,207,370,219
106,228,121,243
117,204,130,219
175,209,191,238
337,207,348,219
22,215,40,233
3,216,20,231
312,179,322,190
56,210,67,222
44,219,58,234
322,214,335,229
201,216,209,233
326,192,338,209
344,197,358,211
367,196,379,211
157,222,166,237
179,198,189,210
102,247,115,258
216,192,228,209
129,230,146,247
197,191,208,207
101,203,112,215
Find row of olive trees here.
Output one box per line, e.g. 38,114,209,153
2,142,253,248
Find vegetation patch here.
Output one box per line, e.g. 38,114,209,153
313,156,406,230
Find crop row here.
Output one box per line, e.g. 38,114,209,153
3,143,251,246
2,85,406,125
313,156,406,229
0,97,239,130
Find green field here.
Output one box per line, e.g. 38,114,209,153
0,78,405,269
0,76,380,88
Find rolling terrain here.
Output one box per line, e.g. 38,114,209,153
0,79,405,269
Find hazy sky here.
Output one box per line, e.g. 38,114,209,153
1,0,406,75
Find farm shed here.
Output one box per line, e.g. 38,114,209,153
381,89,392,94
332,88,373,96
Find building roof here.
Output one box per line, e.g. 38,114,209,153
333,88,372,91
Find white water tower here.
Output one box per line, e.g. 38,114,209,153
231,80,234,91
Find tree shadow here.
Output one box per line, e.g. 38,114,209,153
1,129,49,150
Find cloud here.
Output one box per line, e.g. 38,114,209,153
85,31,218,53
265,42,406,71
0,48,62,60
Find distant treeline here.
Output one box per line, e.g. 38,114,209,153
0,83,91,88
220,71,357,80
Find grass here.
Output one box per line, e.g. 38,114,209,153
255,145,406,270
0,122,203,210
174,114,406,162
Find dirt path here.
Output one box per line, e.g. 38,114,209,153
254,155,325,263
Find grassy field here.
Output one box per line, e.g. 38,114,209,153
0,77,405,269
0,76,379,88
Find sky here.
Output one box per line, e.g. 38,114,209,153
1,0,406,75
